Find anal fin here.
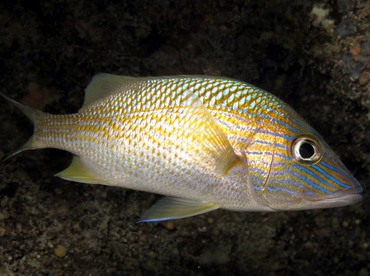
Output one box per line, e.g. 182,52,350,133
55,156,102,184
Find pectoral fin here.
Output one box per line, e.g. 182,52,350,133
176,90,245,176
55,157,102,184
139,197,219,222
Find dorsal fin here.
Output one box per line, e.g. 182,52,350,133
83,73,136,106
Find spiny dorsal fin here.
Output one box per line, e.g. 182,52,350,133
83,73,136,106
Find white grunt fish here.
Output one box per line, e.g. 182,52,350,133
1,74,362,222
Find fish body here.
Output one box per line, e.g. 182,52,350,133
2,74,362,221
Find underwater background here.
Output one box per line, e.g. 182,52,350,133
0,0,369,275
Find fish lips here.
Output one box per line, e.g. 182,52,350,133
302,185,363,208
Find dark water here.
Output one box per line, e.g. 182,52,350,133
0,1,369,275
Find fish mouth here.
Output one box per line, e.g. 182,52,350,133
305,186,363,208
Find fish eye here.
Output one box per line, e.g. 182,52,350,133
291,135,322,165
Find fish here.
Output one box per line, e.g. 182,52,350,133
1,74,362,222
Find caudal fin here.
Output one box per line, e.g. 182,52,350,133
1,93,44,160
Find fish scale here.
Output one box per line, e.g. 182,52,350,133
1,74,362,221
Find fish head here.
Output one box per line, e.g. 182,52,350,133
245,103,362,211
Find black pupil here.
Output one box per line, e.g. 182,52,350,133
299,141,315,159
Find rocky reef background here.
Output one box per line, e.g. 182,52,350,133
0,0,369,275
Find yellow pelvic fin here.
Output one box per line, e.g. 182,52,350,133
55,156,102,184
83,73,136,106
139,197,219,222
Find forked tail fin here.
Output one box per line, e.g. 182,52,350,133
1,93,44,160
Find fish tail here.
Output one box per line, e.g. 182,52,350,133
1,93,45,160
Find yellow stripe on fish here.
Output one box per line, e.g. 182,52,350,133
1,74,362,222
